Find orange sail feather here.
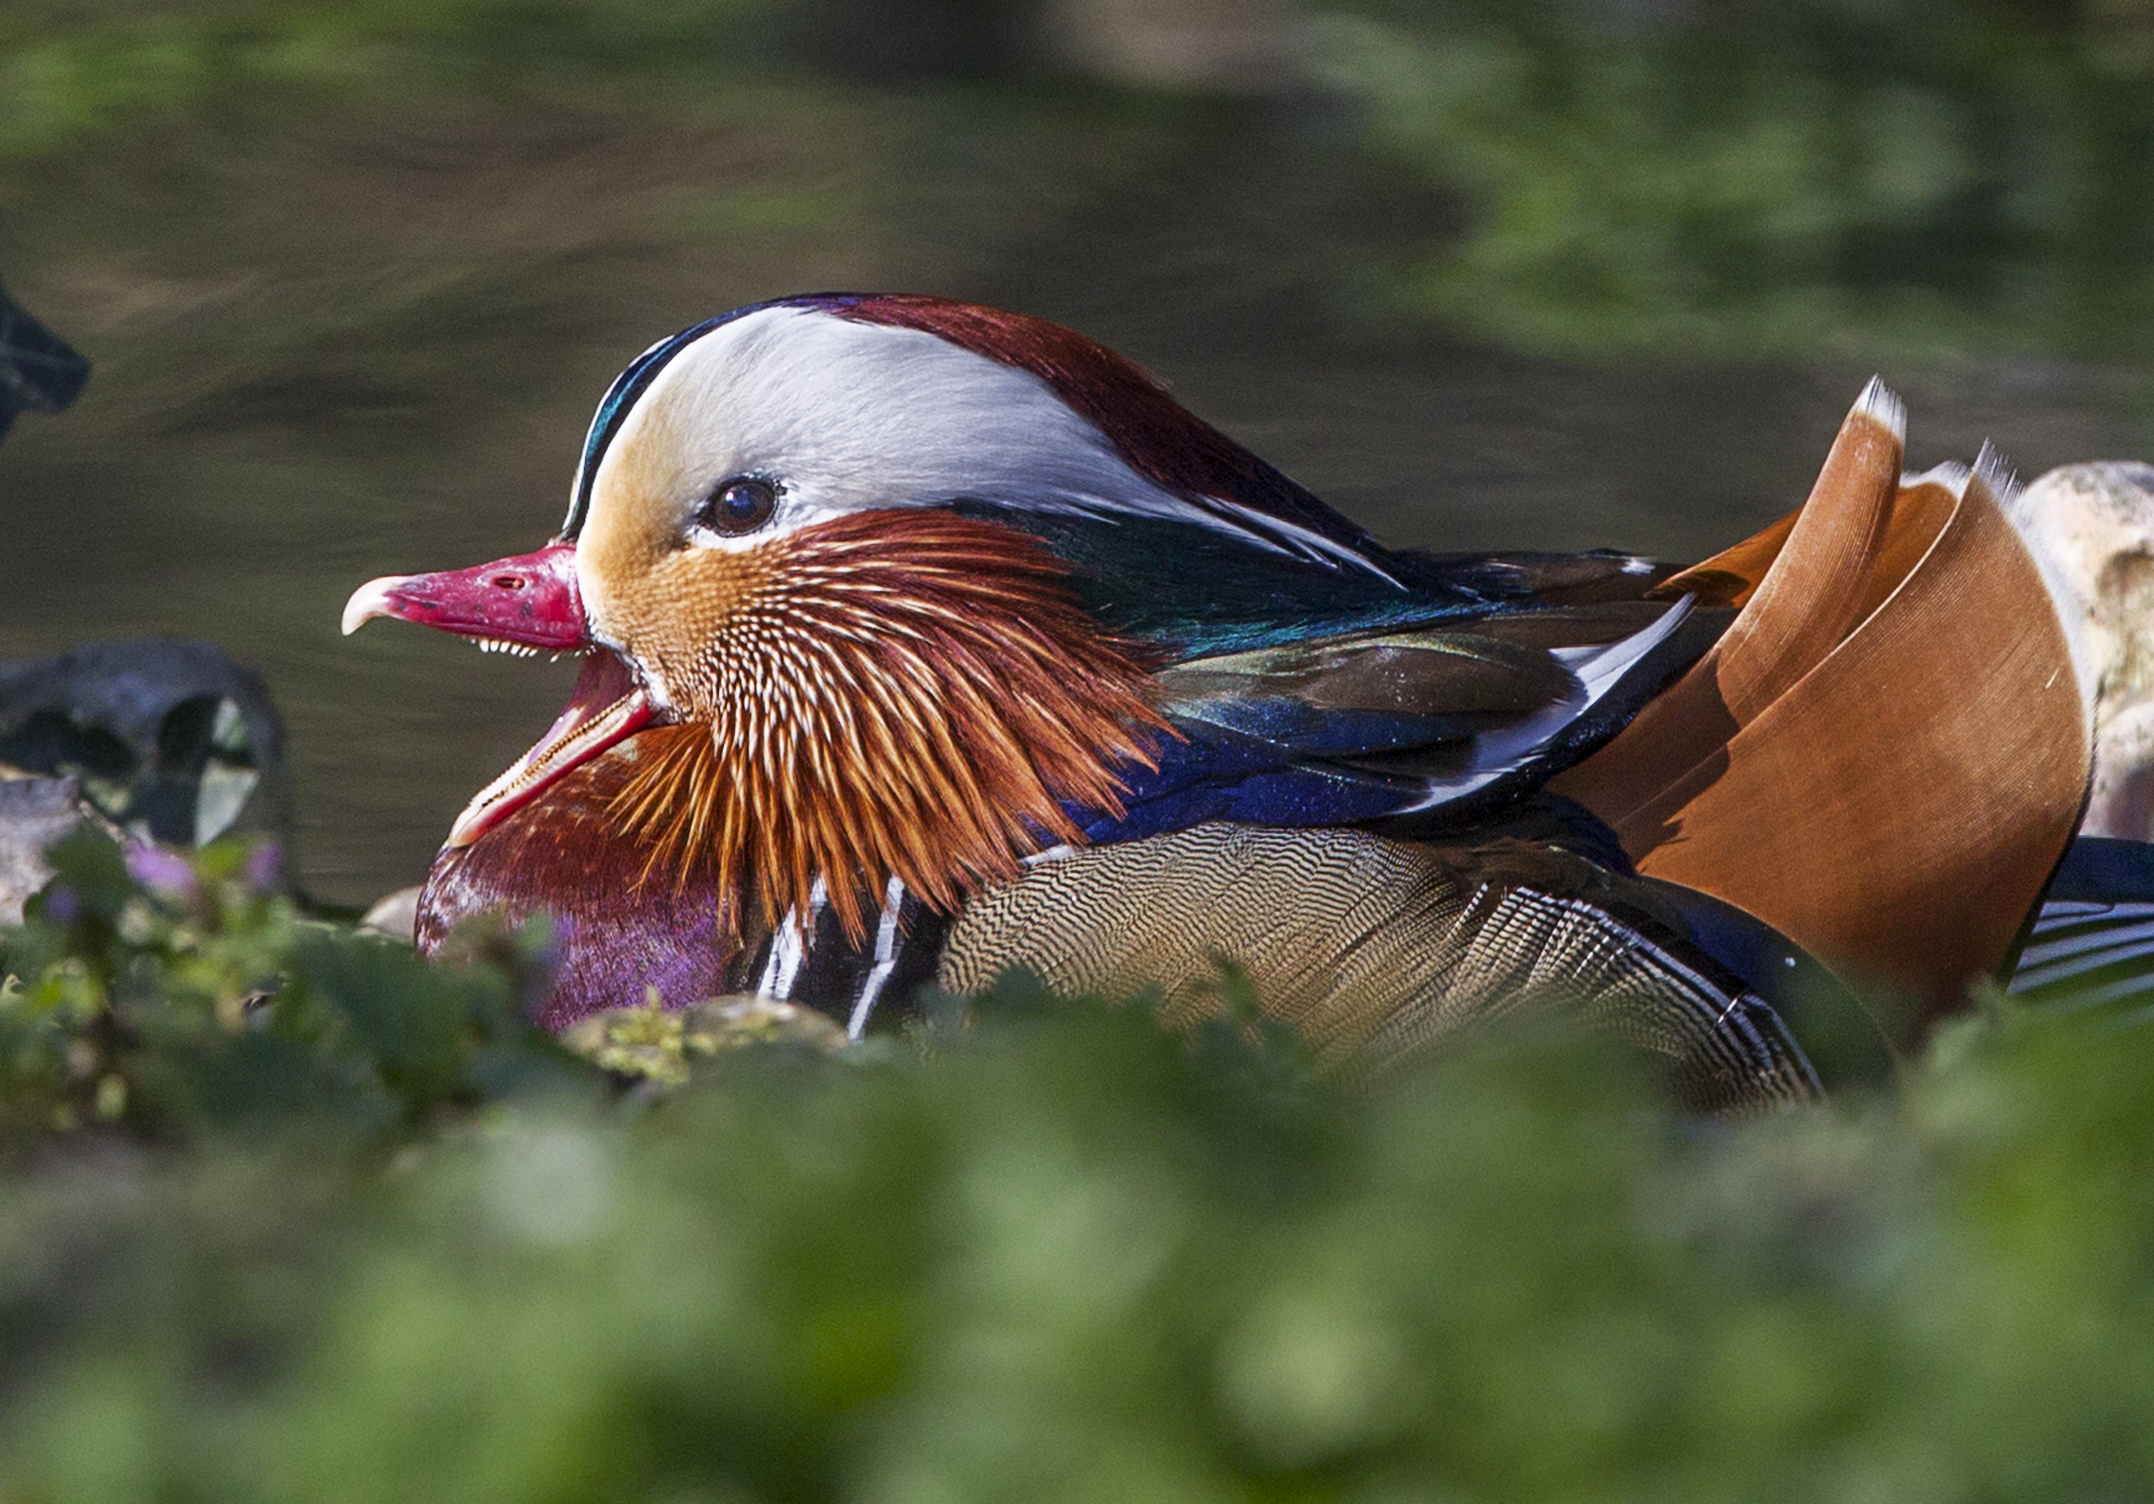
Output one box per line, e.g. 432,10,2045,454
1554,385,2091,1034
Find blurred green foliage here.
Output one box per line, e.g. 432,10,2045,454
0,0,783,161
0,831,575,1151
5,837,2154,1499
1315,0,2154,357
6,0,2153,363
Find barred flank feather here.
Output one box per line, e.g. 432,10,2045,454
937,822,1825,1115
608,512,1169,941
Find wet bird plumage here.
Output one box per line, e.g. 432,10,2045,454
352,293,2098,1108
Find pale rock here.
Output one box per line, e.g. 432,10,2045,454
2013,461,2154,839
357,885,423,944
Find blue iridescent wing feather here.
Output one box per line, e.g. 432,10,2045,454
981,507,1729,841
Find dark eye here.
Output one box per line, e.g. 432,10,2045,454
696,476,779,536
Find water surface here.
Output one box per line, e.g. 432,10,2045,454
1,24,2147,903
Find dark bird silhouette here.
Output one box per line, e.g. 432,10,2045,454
0,280,89,443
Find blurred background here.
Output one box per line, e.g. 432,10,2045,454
0,0,2148,905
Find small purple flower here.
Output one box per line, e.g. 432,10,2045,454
242,842,284,894
125,844,198,901
43,885,80,925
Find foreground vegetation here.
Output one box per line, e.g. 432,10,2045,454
5,5,2153,1493
4,834,2154,1501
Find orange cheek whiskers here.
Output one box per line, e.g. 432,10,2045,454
605,511,1169,943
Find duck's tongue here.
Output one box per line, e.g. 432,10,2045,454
341,543,657,847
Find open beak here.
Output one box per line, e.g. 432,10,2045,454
342,542,657,847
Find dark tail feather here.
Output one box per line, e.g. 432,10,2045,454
0,280,91,423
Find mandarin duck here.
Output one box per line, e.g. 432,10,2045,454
345,295,2098,1112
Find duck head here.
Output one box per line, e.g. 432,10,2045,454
343,294,1414,941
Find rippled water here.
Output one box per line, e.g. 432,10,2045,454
0,66,2147,904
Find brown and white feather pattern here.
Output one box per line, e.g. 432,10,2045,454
604,511,1169,940
938,822,1822,1115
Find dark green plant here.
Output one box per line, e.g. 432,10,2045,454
1316,0,2154,360
5,824,2154,1500
0,828,581,1152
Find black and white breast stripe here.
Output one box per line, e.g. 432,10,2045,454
742,879,949,1037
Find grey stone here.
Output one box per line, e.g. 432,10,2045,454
0,639,292,855
357,885,423,944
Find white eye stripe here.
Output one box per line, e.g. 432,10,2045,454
586,302,1401,580
593,307,1192,529
683,525,768,552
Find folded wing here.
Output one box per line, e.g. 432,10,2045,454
1084,597,1716,842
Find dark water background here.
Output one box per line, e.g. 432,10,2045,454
1,0,2149,904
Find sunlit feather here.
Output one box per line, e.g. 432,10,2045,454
608,512,1168,940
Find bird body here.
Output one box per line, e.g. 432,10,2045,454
347,293,2095,1108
